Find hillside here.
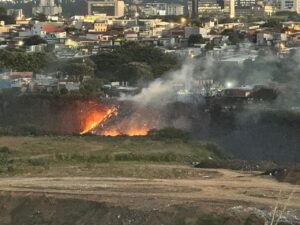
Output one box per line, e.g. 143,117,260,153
0,136,299,225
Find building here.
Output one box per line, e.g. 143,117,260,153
87,0,124,16
0,22,10,33
140,3,184,16
93,22,108,32
184,26,208,38
264,4,276,16
166,4,184,15
115,0,125,17
184,0,189,16
6,9,24,20
235,6,265,17
236,0,256,7
142,5,158,17
32,22,65,38
279,0,294,10
192,0,199,18
198,0,222,14
32,0,62,16
230,0,235,18
295,0,300,13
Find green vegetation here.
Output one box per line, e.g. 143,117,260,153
188,34,205,46
60,60,95,82
0,135,224,176
79,78,104,96
91,42,180,84
0,146,11,172
180,213,267,225
187,214,226,225
222,29,245,45
32,13,48,22
24,35,47,46
0,7,15,24
0,48,47,73
148,127,191,142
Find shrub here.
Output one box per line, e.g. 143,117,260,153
0,146,10,154
27,158,50,167
0,146,10,166
148,128,190,142
195,214,226,225
113,152,184,163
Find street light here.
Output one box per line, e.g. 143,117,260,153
18,40,24,46
181,17,187,25
226,81,233,88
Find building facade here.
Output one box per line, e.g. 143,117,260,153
32,0,62,16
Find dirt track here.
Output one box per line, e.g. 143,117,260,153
0,168,299,211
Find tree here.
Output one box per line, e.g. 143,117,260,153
80,78,104,95
115,62,153,84
0,7,15,24
0,7,6,15
0,49,47,72
222,29,243,45
262,19,282,31
62,62,94,81
33,13,48,22
24,35,47,46
188,34,205,46
91,43,179,82
60,87,68,95
205,41,215,51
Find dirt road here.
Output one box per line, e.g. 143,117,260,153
0,168,299,211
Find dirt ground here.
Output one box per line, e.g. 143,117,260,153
0,136,299,224
0,167,299,210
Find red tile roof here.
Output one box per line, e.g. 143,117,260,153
42,23,64,33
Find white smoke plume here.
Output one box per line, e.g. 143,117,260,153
119,62,196,106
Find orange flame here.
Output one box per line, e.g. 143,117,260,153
80,107,117,134
126,128,149,136
79,102,156,136
101,127,149,136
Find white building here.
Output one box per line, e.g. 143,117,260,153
277,0,300,13
230,0,235,18
87,0,124,16
166,4,184,15
32,0,62,16
184,26,208,38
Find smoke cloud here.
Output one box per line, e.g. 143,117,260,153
120,62,196,106
114,46,300,162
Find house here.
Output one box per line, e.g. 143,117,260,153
256,30,286,46
93,22,108,32
32,22,65,37
124,31,138,41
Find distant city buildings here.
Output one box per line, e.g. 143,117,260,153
87,0,125,17
32,0,62,16
2,0,300,95
230,0,235,18
140,3,184,17
191,0,199,18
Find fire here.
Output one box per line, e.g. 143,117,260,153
101,127,149,136
80,106,117,135
79,101,158,136
126,128,149,136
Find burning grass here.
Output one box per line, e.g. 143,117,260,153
79,102,152,136
79,104,117,135
79,101,165,137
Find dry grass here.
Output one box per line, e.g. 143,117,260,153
0,136,222,178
